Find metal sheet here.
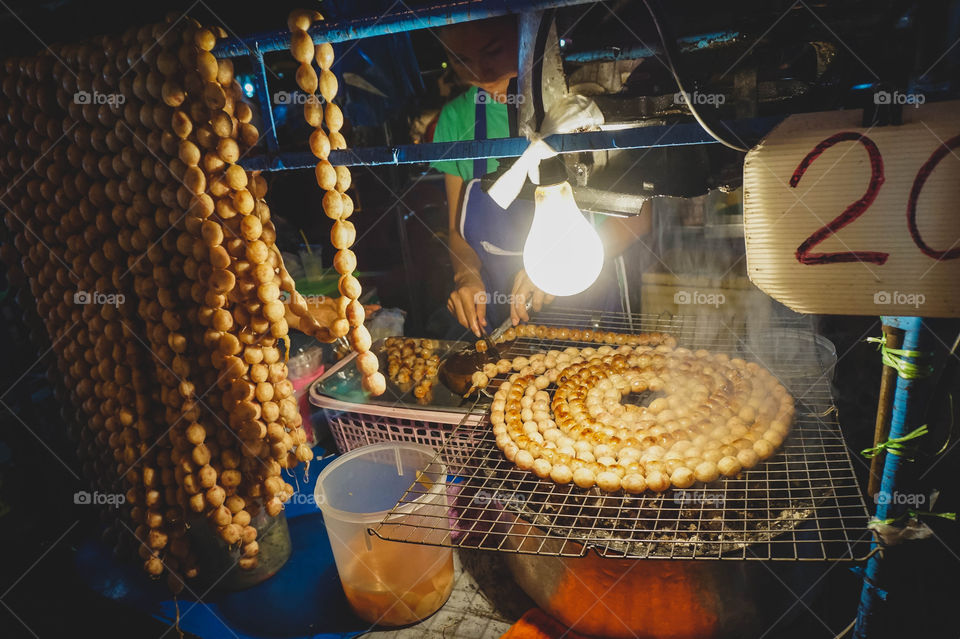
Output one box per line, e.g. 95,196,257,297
743,101,960,318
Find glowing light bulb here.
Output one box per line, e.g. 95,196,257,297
522,181,604,297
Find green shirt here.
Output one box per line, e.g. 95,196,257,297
430,86,509,182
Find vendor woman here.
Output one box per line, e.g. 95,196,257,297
431,16,652,337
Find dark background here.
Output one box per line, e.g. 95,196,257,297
1,1,959,637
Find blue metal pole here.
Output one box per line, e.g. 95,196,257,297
563,30,742,62
853,316,932,639
237,115,784,171
249,46,279,154
213,0,600,58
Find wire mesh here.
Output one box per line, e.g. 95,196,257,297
371,309,870,561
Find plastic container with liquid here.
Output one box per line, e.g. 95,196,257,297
188,503,292,591
315,443,453,626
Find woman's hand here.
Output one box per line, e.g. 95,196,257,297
510,269,554,325
446,273,488,337
443,172,489,338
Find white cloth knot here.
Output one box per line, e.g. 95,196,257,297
487,94,603,209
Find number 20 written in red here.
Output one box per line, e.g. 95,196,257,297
789,131,960,265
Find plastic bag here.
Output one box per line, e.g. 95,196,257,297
366,307,406,343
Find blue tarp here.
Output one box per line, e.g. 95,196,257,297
77,453,372,639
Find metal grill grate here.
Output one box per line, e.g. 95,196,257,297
372,310,871,561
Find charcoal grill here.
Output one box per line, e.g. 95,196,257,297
369,310,871,638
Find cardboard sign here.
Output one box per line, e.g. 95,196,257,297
743,101,960,317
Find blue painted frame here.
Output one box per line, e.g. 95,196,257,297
237,117,784,170
853,316,934,638
212,0,600,58
211,0,773,171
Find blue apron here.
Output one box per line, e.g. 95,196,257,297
461,90,620,327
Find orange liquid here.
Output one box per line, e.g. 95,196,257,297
340,548,454,626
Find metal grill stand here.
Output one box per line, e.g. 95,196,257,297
372,310,870,563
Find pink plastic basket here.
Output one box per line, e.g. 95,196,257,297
308,352,485,473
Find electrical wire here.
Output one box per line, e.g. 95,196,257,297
641,0,750,152
616,254,633,331
532,8,557,131
833,618,856,639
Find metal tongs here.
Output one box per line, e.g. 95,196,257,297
479,327,501,361
486,298,534,349
488,315,513,343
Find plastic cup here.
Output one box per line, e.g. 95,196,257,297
299,245,324,281
315,443,454,626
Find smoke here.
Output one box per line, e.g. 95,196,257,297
640,188,835,398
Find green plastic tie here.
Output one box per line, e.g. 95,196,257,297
866,335,934,379
871,510,957,526
861,424,928,461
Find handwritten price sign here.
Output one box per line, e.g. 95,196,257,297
743,101,960,317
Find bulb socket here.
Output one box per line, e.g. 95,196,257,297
535,156,567,187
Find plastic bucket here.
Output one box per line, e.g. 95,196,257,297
315,443,453,626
